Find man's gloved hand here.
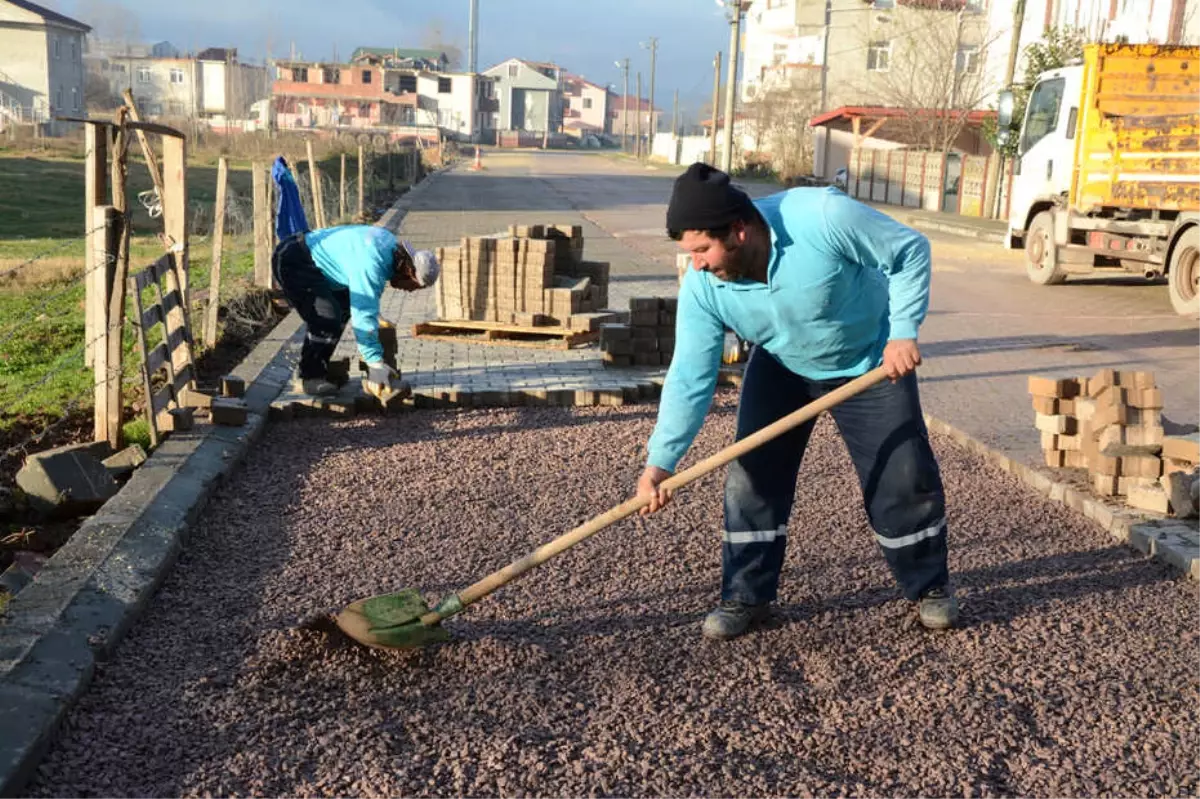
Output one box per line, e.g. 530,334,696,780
364,362,398,403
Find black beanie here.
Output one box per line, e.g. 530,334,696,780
666,162,753,233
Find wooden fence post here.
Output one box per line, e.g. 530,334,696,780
358,145,365,218
103,115,132,450
91,205,119,444
339,153,346,222
253,162,273,288
203,157,228,348
84,122,109,367
306,140,326,229
160,133,190,378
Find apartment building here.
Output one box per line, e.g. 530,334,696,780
0,0,90,133
561,73,611,137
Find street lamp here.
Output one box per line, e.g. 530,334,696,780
614,58,630,153
640,37,658,157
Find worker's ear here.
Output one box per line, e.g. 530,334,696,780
732,220,749,246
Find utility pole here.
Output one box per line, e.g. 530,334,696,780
616,58,630,154
468,0,480,73
709,51,721,165
721,3,747,173
819,0,832,113
643,37,658,157
671,88,678,137
636,71,643,159
984,0,1026,219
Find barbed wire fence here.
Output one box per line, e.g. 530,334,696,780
1,135,441,477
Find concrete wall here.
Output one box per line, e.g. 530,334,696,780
651,133,713,165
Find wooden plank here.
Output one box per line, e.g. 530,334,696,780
161,135,188,307
339,153,346,222
90,206,117,444
162,258,196,389
165,323,189,356
84,126,108,368
412,321,598,350
121,90,165,210
140,304,161,332
253,163,272,288
127,261,159,449
418,318,580,336
106,115,131,450
172,363,196,396
203,156,228,348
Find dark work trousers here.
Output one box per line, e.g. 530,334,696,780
722,346,949,605
272,233,351,380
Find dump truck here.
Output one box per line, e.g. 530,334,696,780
999,43,1199,316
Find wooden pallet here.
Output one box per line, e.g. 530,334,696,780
413,320,598,350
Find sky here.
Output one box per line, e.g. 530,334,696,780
46,0,735,121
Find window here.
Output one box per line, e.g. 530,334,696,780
583,97,593,109
1020,76,1065,154
56,87,63,109
508,63,519,77
867,41,891,71
438,108,454,126
167,100,184,116
137,67,151,84
53,37,60,59
112,63,126,73
170,68,185,84
291,67,308,82
71,86,78,110
438,77,452,93
955,45,980,74
362,69,373,84
323,68,340,84
610,110,618,119
70,39,78,61
397,74,417,93
965,0,985,11
358,102,372,117
873,0,895,8
772,42,788,66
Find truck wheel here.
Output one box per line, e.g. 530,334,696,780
1168,227,1198,317
1025,212,1067,285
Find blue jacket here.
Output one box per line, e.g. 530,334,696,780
303,225,398,364
646,186,932,473
272,157,308,240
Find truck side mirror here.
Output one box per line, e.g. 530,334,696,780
997,90,1014,130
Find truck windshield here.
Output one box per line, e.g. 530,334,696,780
1020,77,1066,155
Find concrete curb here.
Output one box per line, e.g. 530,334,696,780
924,414,1199,580
0,311,304,797
903,217,1007,245
0,165,455,797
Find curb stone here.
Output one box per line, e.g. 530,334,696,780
924,414,1199,580
902,216,1007,245
0,168,453,797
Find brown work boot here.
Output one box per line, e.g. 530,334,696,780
918,586,960,630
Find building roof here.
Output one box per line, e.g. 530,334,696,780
351,47,446,62
607,94,659,113
197,47,236,61
563,73,607,92
2,0,91,32
808,105,995,128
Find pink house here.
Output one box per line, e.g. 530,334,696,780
561,73,610,137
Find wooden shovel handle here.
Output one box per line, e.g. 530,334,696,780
423,365,892,624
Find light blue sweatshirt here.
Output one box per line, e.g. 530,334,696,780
646,186,932,473
304,225,398,364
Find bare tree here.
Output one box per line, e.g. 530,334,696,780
858,5,998,154
743,69,822,179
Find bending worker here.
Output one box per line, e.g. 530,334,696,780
272,225,439,398
636,162,957,640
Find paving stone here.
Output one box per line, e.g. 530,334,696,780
16,444,119,518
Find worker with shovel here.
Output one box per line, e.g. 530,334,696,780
637,162,956,640
272,225,439,399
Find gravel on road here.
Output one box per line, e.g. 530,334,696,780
28,392,1200,798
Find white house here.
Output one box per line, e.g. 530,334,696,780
0,0,90,134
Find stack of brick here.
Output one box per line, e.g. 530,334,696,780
432,223,612,330
1161,434,1200,518
1029,370,1180,514
600,297,676,368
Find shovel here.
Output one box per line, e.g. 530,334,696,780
334,364,892,650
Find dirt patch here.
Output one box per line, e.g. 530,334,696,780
26,395,1200,797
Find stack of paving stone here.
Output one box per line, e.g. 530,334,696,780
1028,369,1194,515
600,297,675,368
432,224,613,331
